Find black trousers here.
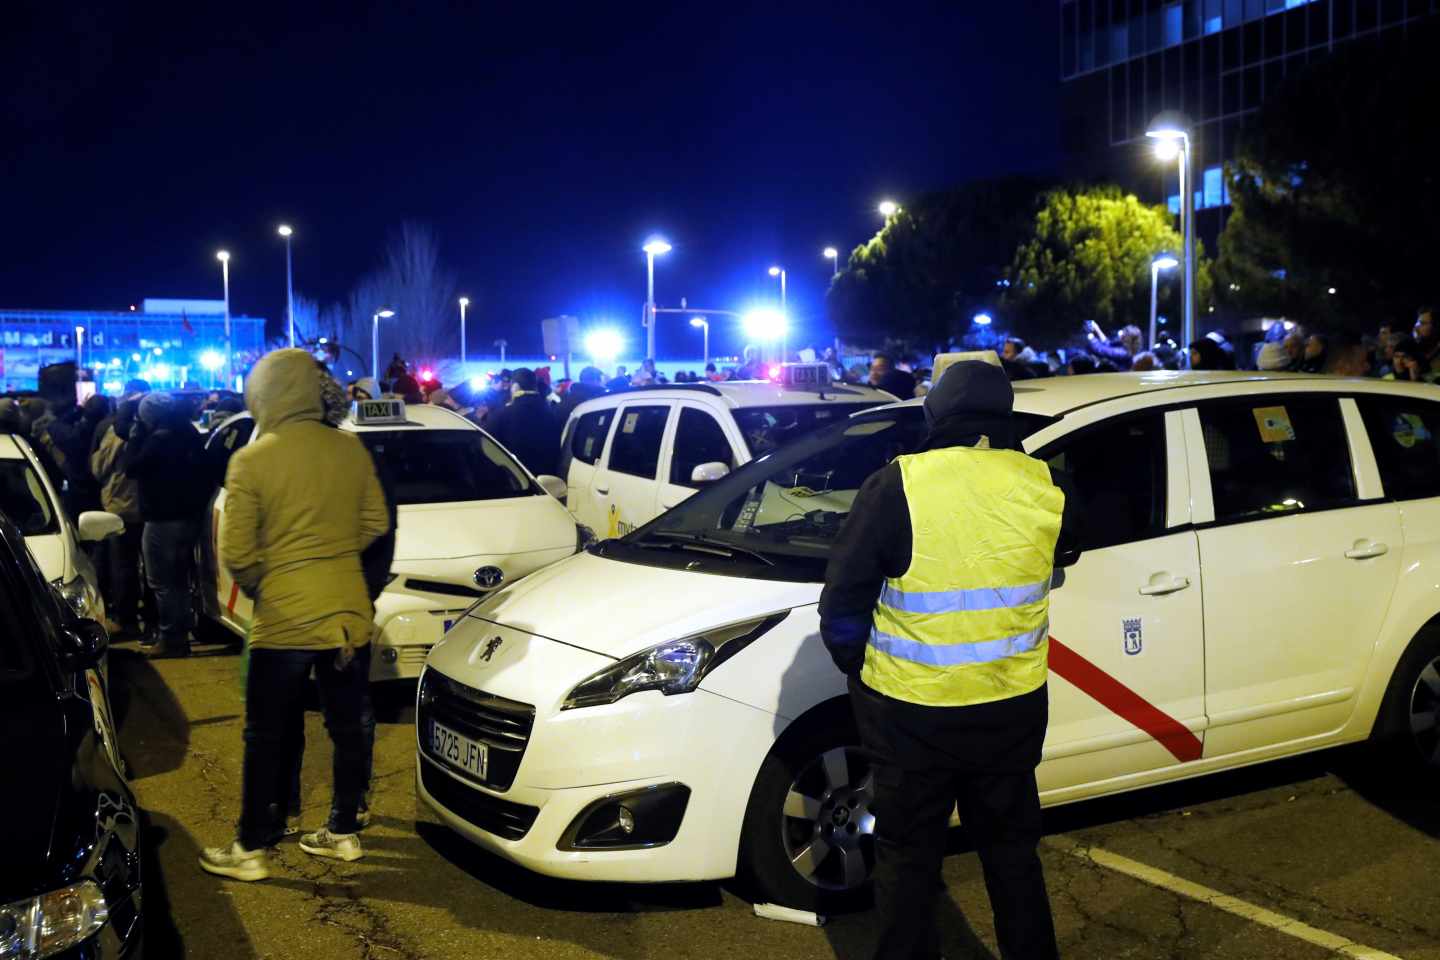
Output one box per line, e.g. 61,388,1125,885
851,679,1059,960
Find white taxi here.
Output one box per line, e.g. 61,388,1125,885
417,371,1440,911
559,367,895,538
0,432,122,621
199,399,581,681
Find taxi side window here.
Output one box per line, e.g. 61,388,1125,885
570,410,615,467
1198,396,1355,522
670,409,735,488
606,406,669,479
1041,413,1167,551
1357,396,1440,501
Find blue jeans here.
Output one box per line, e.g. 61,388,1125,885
240,646,371,850
141,519,199,645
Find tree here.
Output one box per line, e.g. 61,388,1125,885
826,177,1051,349
341,222,458,371
1214,24,1440,335
1003,184,1209,344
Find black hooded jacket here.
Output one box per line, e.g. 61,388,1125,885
818,361,1082,678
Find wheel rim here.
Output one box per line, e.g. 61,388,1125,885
1409,656,1440,766
780,745,875,891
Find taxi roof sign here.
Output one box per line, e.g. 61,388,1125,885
931,351,1001,387
353,398,408,425
777,361,833,390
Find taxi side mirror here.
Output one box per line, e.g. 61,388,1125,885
690,462,730,485
59,619,109,673
536,475,568,500
77,511,125,543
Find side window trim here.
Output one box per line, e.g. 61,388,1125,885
1179,408,1215,525
1339,397,1385,500
1164,409,1193,528
594,405,622,473
655,402,683,488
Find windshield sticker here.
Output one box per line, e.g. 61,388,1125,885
787,486,820,498
1252,406,1295,444
622,412,639,434
1392,413,1431,449
734,496,762,531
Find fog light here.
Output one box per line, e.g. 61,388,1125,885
559,783,690,850
382,647,398,663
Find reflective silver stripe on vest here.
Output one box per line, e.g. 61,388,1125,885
868,622,1049,666
878,580,1049,615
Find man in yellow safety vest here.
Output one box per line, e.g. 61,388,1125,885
820,359,1080,960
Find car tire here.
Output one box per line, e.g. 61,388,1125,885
738,703,875,914
1375,625,1440,780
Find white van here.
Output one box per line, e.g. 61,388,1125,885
418,372,1440,911
559,371,894,538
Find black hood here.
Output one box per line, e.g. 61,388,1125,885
921,360,1018,451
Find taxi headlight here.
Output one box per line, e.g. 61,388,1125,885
561,613,789,711
53,575,99,620
0,880,109,959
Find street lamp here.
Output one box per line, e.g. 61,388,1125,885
74,326,85,368
1148,253,1180,351
878,200,899,219
371,308,395,380
277,224,295,347
1147,111,1195,354
823,247,839,277
458,296,470,365
584,329,623,365
768,266,788,362
216,250,232,385
690,316,709,368
642,237,672,361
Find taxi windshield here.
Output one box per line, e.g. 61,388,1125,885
733,403,886,458
360,430,536,505
610,406,1052,581
0,460,57,536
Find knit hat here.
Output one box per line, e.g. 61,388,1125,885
1256,341,1291,371
138,392,176,428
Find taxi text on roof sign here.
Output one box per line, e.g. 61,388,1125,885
353,398,408,425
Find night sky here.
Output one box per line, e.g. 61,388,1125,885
4,1,1061,357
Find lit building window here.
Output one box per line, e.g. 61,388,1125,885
1203,166,1225,208
1164,3,1184,46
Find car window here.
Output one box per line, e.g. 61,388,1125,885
570,409,615,467
360,430,534,505
1357,396,1440,502
734,404,883,458
607,406,669,479
1038,413,1167,551
670,408,735,488
1198,396,1355,522
0,459,58,536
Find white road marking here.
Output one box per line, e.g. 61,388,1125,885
1048,838,1404,959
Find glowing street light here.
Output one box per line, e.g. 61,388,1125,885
878,199,899,218
458,296,471,364
200,349,224,389
1147,110,1195,354
823,247,839,277
584,328,624,364
972,313,993,327
278,224,296,347
371,308,395,380
690,316,709,367
642,237,672,361
1148,252,1180,350
74,325,85,368
216,249,232,383
742,308,788,345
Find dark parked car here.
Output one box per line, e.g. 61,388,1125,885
0,512,143,958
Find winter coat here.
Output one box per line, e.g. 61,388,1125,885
90,420,141,524
220,349,389,652
122,400,208,523
487,392,563,477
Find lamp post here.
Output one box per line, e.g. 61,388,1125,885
278,224,295,347
877,199,899,219
1148,253,1180,350
216,250,232,386
769,265,788,362
494,339,508,365
642,238,671,362
1147,111,1195,355
690,316,709,368
371,308,394,379
74,326,84,368
823,247,839,277
458,296,470,365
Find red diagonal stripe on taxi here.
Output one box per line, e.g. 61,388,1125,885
1049,636,1203,764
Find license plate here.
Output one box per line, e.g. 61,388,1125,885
430,720,488,779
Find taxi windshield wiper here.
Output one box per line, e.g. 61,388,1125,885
643,531,776,567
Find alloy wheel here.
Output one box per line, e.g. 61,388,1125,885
780,746,876,891
1410,657,1440,766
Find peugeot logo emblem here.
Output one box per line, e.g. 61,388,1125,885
474,566,505,590
480,637,504,662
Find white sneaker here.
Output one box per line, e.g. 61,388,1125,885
299,828,363,862
198,842,270,881
356,806,372,829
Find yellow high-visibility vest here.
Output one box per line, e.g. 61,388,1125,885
863,446,1065,707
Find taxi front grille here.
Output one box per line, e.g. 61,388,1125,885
420,758,539,841
418,669,534,792
398,645,433,669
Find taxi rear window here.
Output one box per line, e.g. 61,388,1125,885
361,431,534,505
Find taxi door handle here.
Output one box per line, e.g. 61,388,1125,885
1345,540,1389,560
1138,574,1191,596
593,484,609,496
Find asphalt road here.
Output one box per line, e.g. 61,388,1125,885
110,638,1440,960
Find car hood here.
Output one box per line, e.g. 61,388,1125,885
25,533,67,584
394,496,574,562
467,550,819,659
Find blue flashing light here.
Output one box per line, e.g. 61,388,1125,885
972,313,993,327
